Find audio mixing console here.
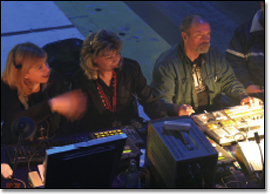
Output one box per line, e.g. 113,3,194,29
192,105,264,145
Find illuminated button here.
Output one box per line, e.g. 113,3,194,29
123,150,132,154
218,156,225,160
99,132,103,135
117,130,121,132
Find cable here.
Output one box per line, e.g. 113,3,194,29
7,177,27,188
116,171,125,184
227,166,240,188
27,139,47,172
233,132,247,142
220,167,249,188
47,130,55,140
254,132,264,169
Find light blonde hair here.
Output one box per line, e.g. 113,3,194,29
80,29,123,80
1,42,47,96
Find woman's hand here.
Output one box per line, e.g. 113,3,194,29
49,89,87,121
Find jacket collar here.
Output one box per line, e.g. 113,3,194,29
250,9,264,33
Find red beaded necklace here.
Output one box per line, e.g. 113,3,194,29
96,71,117,112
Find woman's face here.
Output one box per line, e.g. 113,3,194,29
24,59,50,85
94,50,121,73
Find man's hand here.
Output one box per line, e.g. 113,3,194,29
246,84,264,94
240,96,263,107
179,104,195,116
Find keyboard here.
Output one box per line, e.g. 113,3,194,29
6,136,90,164
6,125,145,165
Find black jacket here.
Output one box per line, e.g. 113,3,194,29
72,57,168,132
1,71,72,144
226,10,264,89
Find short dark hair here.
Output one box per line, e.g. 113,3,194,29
180,15,208,33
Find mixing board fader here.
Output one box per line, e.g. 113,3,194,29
192,105,264,145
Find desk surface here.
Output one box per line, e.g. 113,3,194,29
1,127,263,189
1,143,263,189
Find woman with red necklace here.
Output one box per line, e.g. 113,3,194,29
72,29,168,132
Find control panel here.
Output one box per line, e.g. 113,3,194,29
192,105,264,145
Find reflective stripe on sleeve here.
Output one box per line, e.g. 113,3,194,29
246,52,264,58
226,49,246,59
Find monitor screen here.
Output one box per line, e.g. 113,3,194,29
44,133,127,188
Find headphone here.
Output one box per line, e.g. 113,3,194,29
12,45,22,69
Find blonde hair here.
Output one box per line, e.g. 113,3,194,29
80,29,123,80
1,42,47,96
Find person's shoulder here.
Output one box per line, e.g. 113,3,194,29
121,57,140,71
1,79,17,99
155,43,182,68
206,45,225,61
122,57,139,66
1,79,13,92
208,45,223,55
233,18,253,37
1,79,8,87
72,66,85,78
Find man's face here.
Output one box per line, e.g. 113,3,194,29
183,21,211,54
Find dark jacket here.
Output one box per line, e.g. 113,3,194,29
226,10,264,89
72,57,168,132
1,71,71,144
151,41,247,116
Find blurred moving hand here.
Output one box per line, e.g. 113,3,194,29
49,89,87,121
179,104,195,116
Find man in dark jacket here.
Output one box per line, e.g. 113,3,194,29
226,2,264,100
151,15,262,117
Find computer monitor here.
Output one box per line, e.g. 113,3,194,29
44,133,127,188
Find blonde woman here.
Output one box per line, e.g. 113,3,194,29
72,29,167,132
1,42,87,144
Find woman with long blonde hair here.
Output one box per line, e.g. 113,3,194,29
1,42,87,144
